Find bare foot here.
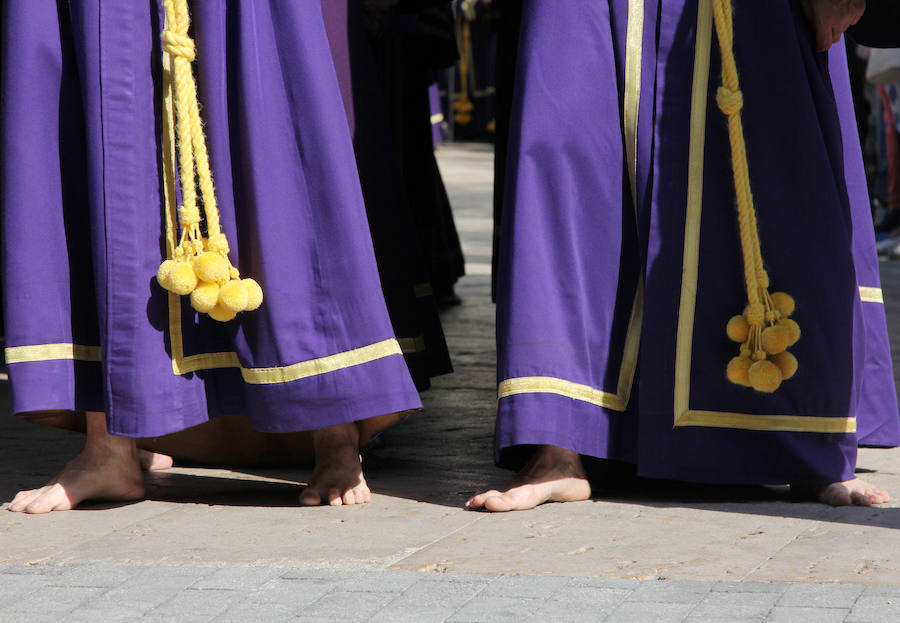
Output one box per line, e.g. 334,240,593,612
8,413,145,514
465,445,591,512
804,478,892,506
138,450,173,471
299,422,371,506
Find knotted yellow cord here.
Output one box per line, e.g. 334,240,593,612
713,0,800,393
156,0,263,322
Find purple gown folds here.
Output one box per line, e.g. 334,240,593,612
1,1,421,437
496,0,900,485
320,0,454,391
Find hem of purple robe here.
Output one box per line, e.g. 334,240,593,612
7,359,105,416
9,354,422,438
495,392,858,485
494,392,636,467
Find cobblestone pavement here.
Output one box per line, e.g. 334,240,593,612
2,564,900,622
0,144,898,621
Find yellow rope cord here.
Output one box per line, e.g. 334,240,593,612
156,0,262,322
453,22,474,125
713,0,799,392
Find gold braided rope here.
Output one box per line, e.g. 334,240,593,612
453,21,474,125
713,0,800,392
156,0,263,322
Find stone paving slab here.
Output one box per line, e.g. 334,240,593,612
3,564,899,622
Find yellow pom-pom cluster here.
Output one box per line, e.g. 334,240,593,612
157,0,263,325
453,98,474,126
725,291,799,393
157,247,263,322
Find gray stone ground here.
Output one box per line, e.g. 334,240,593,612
1,144,898,621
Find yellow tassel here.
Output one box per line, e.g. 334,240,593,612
454,22,474,126
761,324,789,355
713,0,799,391
156,259,176,290
771,351,798,380
190,281,219,313
157,0,263,322
726,355,752,386
168,262,198,295
218,280,249,313
194,252,229,284
208,303,236,323
743,302,765,328
242,278,264,311
769,291,794,317
780,318,801,346
748,359,782,393
726,315,749,343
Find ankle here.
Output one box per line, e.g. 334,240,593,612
311,422,360,450
533,445,582,467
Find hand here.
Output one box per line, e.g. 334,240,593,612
799,0,866,52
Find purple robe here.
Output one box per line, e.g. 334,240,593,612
1,1,421,437
496,0,900,485
429,84,444,147
320,0,454,391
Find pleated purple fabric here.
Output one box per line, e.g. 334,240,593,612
1,1,420,437
495,0,900,485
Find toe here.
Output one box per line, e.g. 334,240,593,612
850,489,874,507
483,493,519,512
327,488,343,506
861,487,889,505
25,499,56,514
827,488,852,506
9,489,43,513
465,490,499,509
299,487,322,506
342,489,357,505
25,490,73,514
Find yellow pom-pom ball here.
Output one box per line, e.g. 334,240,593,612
726,356,752,386
207,303,237,322
218,279,249,313
156,260,176,290
194,252,230,284
190,281,219,313
779,318,801,346
771,351,798,380
168,261,198,295
242,278,263,311
748,359,782,393
770,292,795,318
726,315,750,343
761,324,789,355
744,302,765,327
